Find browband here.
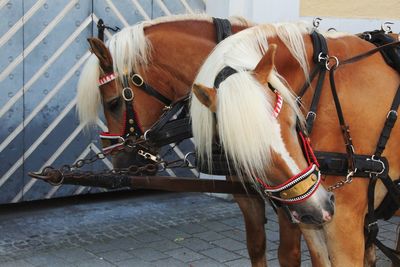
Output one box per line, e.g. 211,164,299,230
99,73,117,86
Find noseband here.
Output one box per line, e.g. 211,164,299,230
214,66,322,204
257,132,321,204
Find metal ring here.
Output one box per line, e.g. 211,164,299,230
143,129,150,140
48,169,65,186
131,74,144,87
122,87,134,101
325,56,339,71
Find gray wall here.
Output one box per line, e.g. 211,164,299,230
0,0,205,204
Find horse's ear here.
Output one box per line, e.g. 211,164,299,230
253,44,277,85
87,37,113,73
192,84,217,112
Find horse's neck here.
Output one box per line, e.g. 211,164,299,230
143,20,248,101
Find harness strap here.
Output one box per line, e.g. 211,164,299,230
212,17,232,43
375,238,400,266
298,65,320,98
341,40,400,66
144,97,192,147
131,74,172,107
298,31,328,134
365,176,378,249
365,173,400,265
214,66,237,88
311,31,328,63
306,68,326,133
374,85,400,157
328,68,356,172
122,75,142,137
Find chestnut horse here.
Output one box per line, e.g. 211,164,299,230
76,14,332,266
190,22,400,266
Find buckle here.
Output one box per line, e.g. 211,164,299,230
366,155,386,177
131,74,144,87
138,150,159,162
122,87,134,101
318,52,328,62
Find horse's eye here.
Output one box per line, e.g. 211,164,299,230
107,97,121,111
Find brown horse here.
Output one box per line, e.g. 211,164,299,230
191,22,400,266
76,14,331,266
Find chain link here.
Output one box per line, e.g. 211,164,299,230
327,170,355,191
34,145,196,185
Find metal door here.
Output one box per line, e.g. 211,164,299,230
0,0,205,204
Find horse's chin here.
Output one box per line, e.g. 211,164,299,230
111,150,158,175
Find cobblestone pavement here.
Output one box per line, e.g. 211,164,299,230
0,191,398,266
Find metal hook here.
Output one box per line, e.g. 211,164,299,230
381,21,394,34
313,17,322,29
183,152,195,166
97,19,120,41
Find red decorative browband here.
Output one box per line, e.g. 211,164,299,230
273,93,283,118
98,73,117,86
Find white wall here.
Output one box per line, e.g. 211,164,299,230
206,0,400,34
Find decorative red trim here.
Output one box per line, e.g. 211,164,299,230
262,164,315,190
298,131,319,167
99,132,120,137
98,72,117,86
273,93,283,117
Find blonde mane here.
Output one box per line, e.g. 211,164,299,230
190,22,312,183
76,14,254,126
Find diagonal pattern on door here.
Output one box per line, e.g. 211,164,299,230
0,0,205,204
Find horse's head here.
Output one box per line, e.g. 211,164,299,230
79,37,165,171
192,44,334,225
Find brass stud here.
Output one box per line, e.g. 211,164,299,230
310,174,317,182
129,119,134,124
130,127,135,133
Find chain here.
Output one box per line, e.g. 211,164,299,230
31,144,197,186
327,170,355,191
